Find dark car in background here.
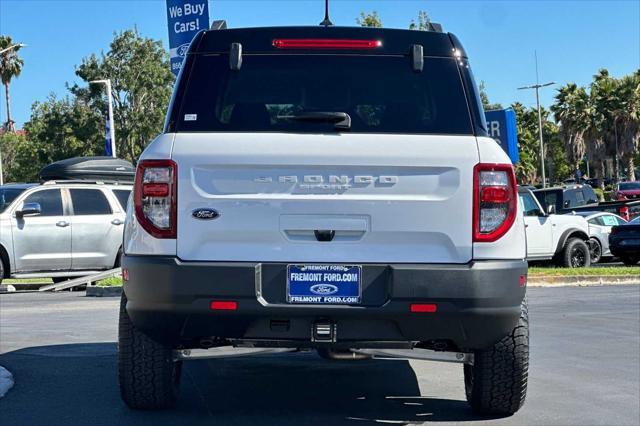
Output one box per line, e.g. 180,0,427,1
609,217,640,265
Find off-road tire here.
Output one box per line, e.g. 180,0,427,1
560,238,591,268
620,255,639,266
588,238,602,264
464,299,529,415
118,293,182,410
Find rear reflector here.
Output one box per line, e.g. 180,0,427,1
210,301,238,311
122,269,129,281
272,38,382,49
410,303,438,313
520,275,527,287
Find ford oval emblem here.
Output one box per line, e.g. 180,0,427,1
310,284,339,295
192,208,220,220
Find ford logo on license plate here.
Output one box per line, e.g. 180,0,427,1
310,284,339,295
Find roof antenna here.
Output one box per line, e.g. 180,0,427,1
319,0,333,26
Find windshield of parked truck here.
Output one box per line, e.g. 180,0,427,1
175,55,473,135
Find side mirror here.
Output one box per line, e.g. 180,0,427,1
547,205,556,215
16,202,42,218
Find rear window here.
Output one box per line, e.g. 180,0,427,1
113,189,131,211
175,55,473,135
70,189,112,215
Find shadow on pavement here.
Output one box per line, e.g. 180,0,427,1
0,343,493,425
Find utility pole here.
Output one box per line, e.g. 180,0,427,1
89,79,116,158
0,43,27,185
518,52,555,188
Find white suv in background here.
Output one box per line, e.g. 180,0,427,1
0,181,131,282
518,187,591,267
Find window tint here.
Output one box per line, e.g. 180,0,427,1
519,192,541,216
0,188,27,212
588,218,600,226
574,191,585,206
113,190,131,211
583,187,598,204
22,189,63,216
70,189,112,215
177,55,473,135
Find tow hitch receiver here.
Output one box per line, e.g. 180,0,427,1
312,321,336,342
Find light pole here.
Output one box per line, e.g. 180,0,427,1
0,43,27,185
0,43,26,56
517,52,555,188
89,79,116,158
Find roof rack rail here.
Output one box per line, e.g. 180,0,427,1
211,20,227,30
42,180,133,186
429,22,443,32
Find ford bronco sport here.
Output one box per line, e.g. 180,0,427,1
119,25,529,415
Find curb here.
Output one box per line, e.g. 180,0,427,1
85,286,123,297
0,366,14,398
528,275,640,287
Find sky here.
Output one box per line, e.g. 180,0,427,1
1,0,639,128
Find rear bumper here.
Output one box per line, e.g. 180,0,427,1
122,256,527,351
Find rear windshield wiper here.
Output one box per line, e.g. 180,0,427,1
279,111,351,130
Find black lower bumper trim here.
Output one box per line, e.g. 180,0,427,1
122,256,527,351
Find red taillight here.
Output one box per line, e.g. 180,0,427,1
210,301,238,311
272,38,382,49
134,159,177,239
410,303,438,313
473,163,517,242
122,269,129,281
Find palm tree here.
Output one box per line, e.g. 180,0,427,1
552,83,590,173
613,71,640,181
0,35,25,132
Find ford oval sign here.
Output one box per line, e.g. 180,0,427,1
310,284,339,295
192,208,220,220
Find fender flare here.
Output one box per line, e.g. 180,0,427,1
554,228,590,257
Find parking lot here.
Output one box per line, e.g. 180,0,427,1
1,285,638,426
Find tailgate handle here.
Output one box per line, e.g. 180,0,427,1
314,230,335,242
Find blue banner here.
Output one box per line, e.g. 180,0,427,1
166,0,210,76
485,108,519,164
105,118,112,157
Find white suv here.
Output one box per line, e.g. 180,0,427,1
119,25,529,415
518,188,591,267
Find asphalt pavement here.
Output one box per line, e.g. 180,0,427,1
0,285,639,426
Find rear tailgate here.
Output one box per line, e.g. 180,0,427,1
174,133,478,263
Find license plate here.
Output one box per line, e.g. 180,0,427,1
287,265,361,304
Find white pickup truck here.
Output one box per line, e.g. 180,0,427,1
518,187,591,267
118,24,530,416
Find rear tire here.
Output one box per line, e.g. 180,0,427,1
620,255,640,266
118,293,182,410
588,238,602,264
561,238,591,268
464,299,529,415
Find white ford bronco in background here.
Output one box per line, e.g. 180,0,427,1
118,24,529,415
518,187,591,267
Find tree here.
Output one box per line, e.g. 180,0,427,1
0,35,25,132
409,11,431,31
479,81,504,111
551,83,590,174
69,28,174,163
356,11,382,28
